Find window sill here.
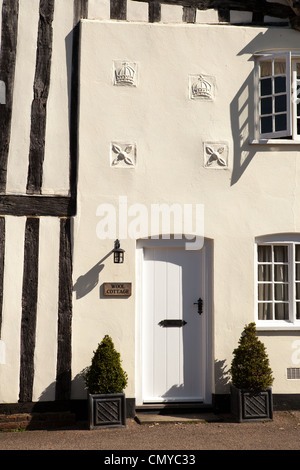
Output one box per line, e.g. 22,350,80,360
256,323,300,331
249,139,300,145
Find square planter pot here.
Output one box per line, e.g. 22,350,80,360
88,393,126,429
230,385,273,422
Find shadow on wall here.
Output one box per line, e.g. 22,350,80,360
230,66,257,186
36,368,88,402
73,251,113,299
230,29,299,186
214,358,231,392
157,359,231,401
73,262,105,299
35,360,231,406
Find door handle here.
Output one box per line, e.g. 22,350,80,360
194,298,203,315
159,319,187,327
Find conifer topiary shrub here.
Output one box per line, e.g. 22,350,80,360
85,335,128,394
230,322,273,391
230,322,274,422
85,335,128,429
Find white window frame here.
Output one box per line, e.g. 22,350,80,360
292,59,300,139
253,50,300,144
255,235,300,330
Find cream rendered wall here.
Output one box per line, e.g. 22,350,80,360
74,19,300,400
32,217,60,402
42,0,74,196
0,216,61,403
5,0,40,194
0,217,25,402
0,0,75,404
4,0,73,196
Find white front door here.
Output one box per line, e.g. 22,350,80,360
140,241,211,403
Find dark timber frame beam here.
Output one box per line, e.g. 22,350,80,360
0,195,76,217
55,218,73,401
19,217,40,403
70,0,88,200
148,1,161,22
54,0,88,402
26,0,55,195
134,0,295,20
183,6,197,22
111,0,127,19
0,1,19,193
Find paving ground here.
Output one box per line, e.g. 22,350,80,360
0,410,299,452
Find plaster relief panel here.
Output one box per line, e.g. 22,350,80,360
111,143,136,168
204,142,228,169
113,61,138,87
189,74,215,101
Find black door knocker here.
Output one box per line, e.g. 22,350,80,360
194,298,203,315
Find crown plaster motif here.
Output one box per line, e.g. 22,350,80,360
111,143,136,168
114,61,137,87
189,75,214,100
192,76,211,98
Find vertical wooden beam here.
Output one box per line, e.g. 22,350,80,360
252,0,266,23
218,8,230,22
55,218,72,401
74,0,88,21
110,0,127,20
26,0,55,195
183,6,197,23
69,0,88,202
148,1,161,22
252,11,265,24
19,217,40,403
55,0,85,403
0,0,19,193
0,217,5,339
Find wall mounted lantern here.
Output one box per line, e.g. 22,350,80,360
113,239,125,263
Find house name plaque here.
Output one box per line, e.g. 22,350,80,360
103,283,132,297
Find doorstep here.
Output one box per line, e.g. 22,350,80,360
135,411,222,424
